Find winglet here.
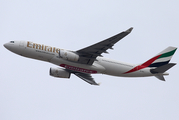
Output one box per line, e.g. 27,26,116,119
126,27,133,33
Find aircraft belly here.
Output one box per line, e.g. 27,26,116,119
97,58,132,76
97,58,153,77
104,65,153,77
121,69,153,77
103,64,129,76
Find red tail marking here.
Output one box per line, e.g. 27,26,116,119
124,54,161,74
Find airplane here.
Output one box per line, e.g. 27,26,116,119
4,27,177,85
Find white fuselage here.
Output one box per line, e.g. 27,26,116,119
4,41,155,78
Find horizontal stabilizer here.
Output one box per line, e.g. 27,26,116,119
155,74,165,81
150,63,176,74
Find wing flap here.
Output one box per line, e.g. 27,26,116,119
74,73,99,85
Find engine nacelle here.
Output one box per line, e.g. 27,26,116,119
50,68,71,78
59,49,79,62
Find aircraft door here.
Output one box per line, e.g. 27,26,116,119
19,41,24,47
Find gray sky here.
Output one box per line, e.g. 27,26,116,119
1,0,179,120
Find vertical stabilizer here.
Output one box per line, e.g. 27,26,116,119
148,47,177,67
142,47,177,81
124,47,177,75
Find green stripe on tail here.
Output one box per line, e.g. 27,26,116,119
158,48,177,59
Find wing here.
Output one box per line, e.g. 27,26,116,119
74,73,99,85
76,27,133,65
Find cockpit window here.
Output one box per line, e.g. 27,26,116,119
10,41,14,43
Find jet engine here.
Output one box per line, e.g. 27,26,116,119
59,49,79,62
50,68,71,78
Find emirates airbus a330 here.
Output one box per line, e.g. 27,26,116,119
4,28,177,85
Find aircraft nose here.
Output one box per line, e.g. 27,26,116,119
3,43,9,49
3,42,15,51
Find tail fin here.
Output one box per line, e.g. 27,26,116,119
141,46,177,68
124,47,177,74
143,46,177,81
